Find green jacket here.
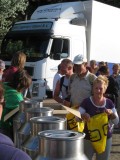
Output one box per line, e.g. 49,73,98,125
0,83,23,129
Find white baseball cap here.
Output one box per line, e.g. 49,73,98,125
73,54,87,64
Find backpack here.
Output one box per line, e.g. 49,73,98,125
60,76,65,91
59,76,70,101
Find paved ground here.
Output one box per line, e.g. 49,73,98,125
110,131,120,160
43,98,120,160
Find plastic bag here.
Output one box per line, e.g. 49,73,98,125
87,112,108,154
66,106,84,132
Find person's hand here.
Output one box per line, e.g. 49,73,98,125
105,109,116,119
81,113,90,122
105,109,113,115
63,100,71,107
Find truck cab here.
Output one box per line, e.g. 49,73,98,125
1,2,87,99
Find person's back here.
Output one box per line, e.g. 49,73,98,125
0,83,31,160
0,133,31,160
0,69,32,140
2,51,26,82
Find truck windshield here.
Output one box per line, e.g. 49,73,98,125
1,35,49,60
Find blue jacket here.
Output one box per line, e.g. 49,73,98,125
0,133,32,160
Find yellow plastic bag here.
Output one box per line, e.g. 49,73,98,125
87,112,108,154
66,106,84,132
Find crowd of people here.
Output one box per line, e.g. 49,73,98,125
53,54,120,160
0,51,120,160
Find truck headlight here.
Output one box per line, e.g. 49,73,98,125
32,83,39,97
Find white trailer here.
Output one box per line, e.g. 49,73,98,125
1,0,120,99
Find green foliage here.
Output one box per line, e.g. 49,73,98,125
0,0,28,39
0,0,120,44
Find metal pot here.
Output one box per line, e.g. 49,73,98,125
35,130,88,160
31,98,43,108
13,99,39,147
22,116,67,159
18,107,54,148
19,99,40,112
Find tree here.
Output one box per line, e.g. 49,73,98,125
1,0,120,42
0,0,29,39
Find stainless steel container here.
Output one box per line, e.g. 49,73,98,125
35,130,88,160
18,107,54,148
31,98,43,108
22,116,67,159
13,99,39,147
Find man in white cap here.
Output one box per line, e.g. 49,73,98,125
0,60,5,81
69,54,97,107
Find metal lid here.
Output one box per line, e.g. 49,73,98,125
38,130,85,140
26,107,54,114
20,99,38,105
30,116,66,124
31,98,43,103
19,99,39,112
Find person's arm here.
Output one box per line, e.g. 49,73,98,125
53,80,70,107
105,108,119,125
78,106,90,122
0,97,5,120
53,79,63,103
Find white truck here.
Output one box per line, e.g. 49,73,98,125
1,0,120,99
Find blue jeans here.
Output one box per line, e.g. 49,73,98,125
84,137,112,160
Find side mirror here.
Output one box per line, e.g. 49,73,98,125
50,39,63,60
44,54,49,58
53,53,61,60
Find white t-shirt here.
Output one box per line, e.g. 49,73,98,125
53,72,62,96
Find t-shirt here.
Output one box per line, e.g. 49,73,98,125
0,83,23,129
60,76,70,100
2,66,18,82
69,71,96,106
0,133,32,160
53,72,62,96
79,97,119,140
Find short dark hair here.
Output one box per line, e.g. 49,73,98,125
98,66,109,75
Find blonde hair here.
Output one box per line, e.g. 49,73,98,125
11,51,26,69
93,75,109,90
